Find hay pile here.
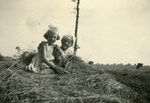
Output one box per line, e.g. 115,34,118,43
0,54,5,61
0,56,137,103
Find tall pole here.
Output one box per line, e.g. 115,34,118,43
74,0,80,55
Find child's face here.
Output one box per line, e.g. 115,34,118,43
62,39,72,50
47,34,57,44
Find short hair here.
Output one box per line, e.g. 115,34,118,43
61,35,74,46
43,30,60,40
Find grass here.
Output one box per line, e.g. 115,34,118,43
0,56,149,103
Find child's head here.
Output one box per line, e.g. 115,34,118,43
43,27,60,45
61,35,74,50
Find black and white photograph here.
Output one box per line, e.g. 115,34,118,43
0,0,150,103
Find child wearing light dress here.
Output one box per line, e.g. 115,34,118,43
25,26,68,74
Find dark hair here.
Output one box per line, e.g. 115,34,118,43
43,30,60,40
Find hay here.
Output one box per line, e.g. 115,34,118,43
0,54,5,61
0,55,137,103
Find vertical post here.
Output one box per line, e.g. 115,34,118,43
74,0,80,55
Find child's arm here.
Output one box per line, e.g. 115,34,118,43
41,43,68,74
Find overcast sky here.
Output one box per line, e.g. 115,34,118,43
0,0,150,65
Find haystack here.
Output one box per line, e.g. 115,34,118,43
0,55,137,103
0,54,5,61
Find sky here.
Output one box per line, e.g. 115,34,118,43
0,0,150,65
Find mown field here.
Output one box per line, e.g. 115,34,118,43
0,56,150,103
94,64,150,103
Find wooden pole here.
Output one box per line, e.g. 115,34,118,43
74,0,80,55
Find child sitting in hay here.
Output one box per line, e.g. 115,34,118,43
25,26,68,74
37,34,74,73
53,35,74,67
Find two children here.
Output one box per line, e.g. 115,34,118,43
25,26,73,74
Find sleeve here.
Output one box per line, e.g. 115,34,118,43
38,41,46,53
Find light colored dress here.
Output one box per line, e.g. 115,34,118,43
26,43,55,73
59,48,72,58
